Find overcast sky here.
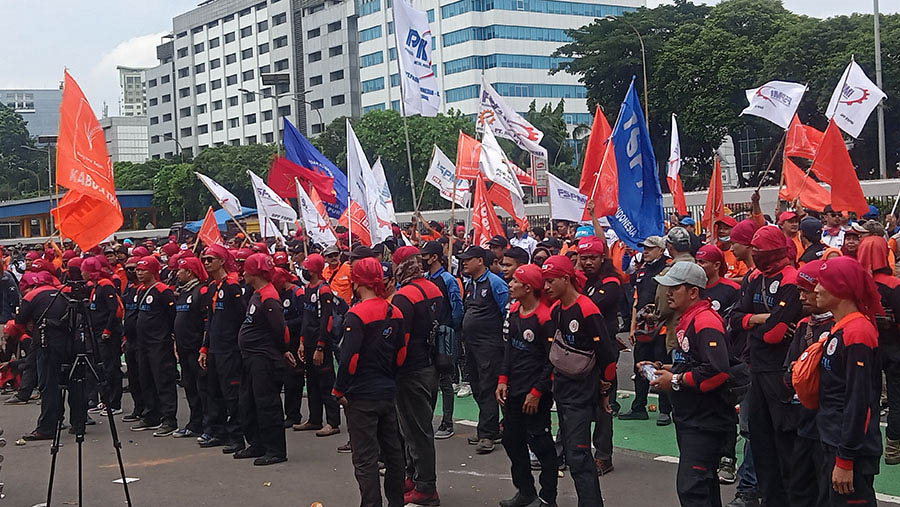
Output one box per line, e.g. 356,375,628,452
0,0,894,117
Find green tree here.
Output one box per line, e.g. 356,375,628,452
0,104,45,198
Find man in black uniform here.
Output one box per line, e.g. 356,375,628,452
274,266,305,428
496,264,558,507
644,261,736,507
696,245,740,315
198,245,247,452
391,246,443,505
293,253,341,436
234,253,295,465
132,256,179,437
121,256,145,423
729,226,803,506
798,218,825,265
173,256,208,438
333,257,406,507
458,246,509,454
82,256,124,416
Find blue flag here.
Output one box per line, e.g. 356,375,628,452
282,119,348,218
606,80,664,250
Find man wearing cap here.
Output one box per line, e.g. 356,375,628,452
322,245,352,305
132,256,179,437
841,223,866,258
822,205,846,249
778,211,803,261
621,234,672,422
729,226,803,506
488,235,509,265
715,217,746,280
459,245,509,454
198,245,247,451
232,253,294,465
509,223,538,259
577,236,624,472
172,257,209,438
542,254,617,507
798,217,826,266
657,227,696,350
333,257,407,507
500,247,530,283
728,219,760,285
121,256,145,424
391,246,443,505
640,261,735,507
697,245,741,316
293,252,341,437
496,264,558,507
82,256,125,417
813,257,883,506
421,241,464,440
275,265,305,429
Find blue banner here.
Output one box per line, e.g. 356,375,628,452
282,119,348,218
606,80,664,250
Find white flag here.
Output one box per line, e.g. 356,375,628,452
371,157,397,224
248,170,297,223
393,0,441,117
195,172,242,216
667,114,681,180
480,126,526,219
548,172,609,226
827,60,887,139
425,145,471,207
477,77,547,159
740,81,806,130
295,178,337,247
346,120,392,244
260,216,288,242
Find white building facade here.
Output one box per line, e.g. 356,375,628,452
118,66,149,117
101,116,150,163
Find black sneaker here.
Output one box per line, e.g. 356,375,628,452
656,413,672,426
153,423,177,437
254,455,287,466
233,447,265,459
617,410,649,421
130,420,161,432
122,413,142,423
499,491,538,507
199,437,226,448
434,425,454,440
337,441,352,453
223,442,246,454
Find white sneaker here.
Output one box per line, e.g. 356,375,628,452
88,403,106,414
456,383,472,398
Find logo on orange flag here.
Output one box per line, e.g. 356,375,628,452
52,71,123,250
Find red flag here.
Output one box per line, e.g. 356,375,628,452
339,201,372,246
456,131,482,180
702,156,725,234
52,71,123,250
779,158,829,212
198,206,224,246
472,176,505,248
487,183,529,230
267,156,336,203
512,164,537,187
581,128,618,220
667,175,688,216
785,115,823,161
578,106,613,196
812,121,868,215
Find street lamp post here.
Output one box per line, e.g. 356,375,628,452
238,86,322,156
874,0,887,179
22,140,57,231
606,15,649,122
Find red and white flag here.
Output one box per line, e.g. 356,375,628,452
456,131,481,180
811,120,868,215
295,178,337,246
740,80,806,130
198,206,223,246
581,107,618,220
666,114,687,216
472,175,505,248
827,60,887,138
52,71,123,250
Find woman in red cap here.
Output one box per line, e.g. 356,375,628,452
171,256,208,439
333,257,406,507
857,235,900,466
728,225,803,506
814,256,884,505
541,254,617,507
132,256,179,437
234,253,295,465
495,264,558,507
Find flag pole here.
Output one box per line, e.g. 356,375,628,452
414,146,435,214
755,130,787,192
294,178,309,257
586,102,625,214
195,173,251,239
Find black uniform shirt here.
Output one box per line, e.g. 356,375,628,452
15,285,68,351
299,281,334,349
499,300,554,398
174,281,207,351
702,277,740,316
136,281,176,344
550,294,617,382
88,278,123,337
392,278,443,373
237,283,287,360
281,283,304,352
584,271,622,338
123,282,140,341
784,313,833,439
333,298,405,401
203,272,247,354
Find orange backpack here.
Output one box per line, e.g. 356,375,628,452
791,312,864,410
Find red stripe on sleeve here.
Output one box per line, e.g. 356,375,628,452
348,353,359,375
699,372,730,392
603,362,617,382
763,322,788,344
742,314,753,330
498,375,509,385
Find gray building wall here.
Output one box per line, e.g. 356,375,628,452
1,88,63,138
147,40,178,159
101,116,150,163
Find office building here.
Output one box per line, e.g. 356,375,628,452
118,66,150,117
101,116,150,163
1,87,63,138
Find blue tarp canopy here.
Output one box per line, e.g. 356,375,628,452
184,207,257,233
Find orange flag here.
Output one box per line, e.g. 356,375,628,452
487,183,529,230
579,106,612,195
456,131,482,180
472,175,505,247
668,175,688,217
581,107,617,220
702,156,725,234
198,206,224,246
52,71,123,250
779,158,829,212
339,201,372,247
812,121,868,215
785,115,823,161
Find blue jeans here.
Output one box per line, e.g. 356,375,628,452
736,394,758,494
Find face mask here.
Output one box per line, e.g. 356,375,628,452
301,269,312,281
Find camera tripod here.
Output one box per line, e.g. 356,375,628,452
42,284,132,507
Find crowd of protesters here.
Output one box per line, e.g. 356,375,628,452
2,191,899,506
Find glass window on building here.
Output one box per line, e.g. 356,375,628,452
310,75,323,86
330,70,344,81
258,20,268,31
329,45,343,57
